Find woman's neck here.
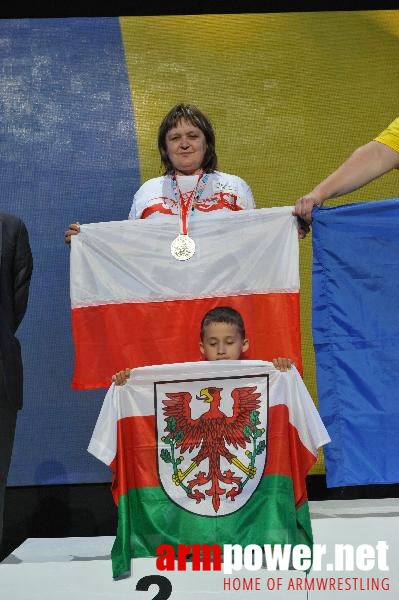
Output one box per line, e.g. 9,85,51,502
174,168,203,176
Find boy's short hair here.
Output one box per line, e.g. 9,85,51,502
200,306,245,340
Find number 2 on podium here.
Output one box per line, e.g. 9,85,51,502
136,575,172,599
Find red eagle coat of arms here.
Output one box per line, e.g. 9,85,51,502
155,375,269,516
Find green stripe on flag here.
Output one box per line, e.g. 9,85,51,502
111,474,313,579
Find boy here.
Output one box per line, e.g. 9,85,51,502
112,306,292,385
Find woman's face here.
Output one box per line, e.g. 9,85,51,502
165,119,207,175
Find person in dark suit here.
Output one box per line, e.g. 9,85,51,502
0,212,33,552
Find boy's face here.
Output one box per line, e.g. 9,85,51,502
200,321,249,361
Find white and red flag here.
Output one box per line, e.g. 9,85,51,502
88,360,330,579
70,207,301,389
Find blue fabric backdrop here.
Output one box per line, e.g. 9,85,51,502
0,18,140,485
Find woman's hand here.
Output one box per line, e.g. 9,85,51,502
65,222,80,244
112,368,131,386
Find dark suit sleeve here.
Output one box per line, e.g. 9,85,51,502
13,219,33,330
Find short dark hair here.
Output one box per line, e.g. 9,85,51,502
200,306,245,340
158,103,218,174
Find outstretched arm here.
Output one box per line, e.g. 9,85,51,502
294,141,399,223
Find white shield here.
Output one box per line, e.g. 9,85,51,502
155,373,269,517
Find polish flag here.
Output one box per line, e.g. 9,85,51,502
70,207,301,389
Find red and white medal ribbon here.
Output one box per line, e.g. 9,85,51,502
170,171,209,261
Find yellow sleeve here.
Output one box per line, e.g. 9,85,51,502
374,117,399,153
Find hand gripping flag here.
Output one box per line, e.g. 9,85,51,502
88,360,330,579
70,207,301,389
312,198,399,486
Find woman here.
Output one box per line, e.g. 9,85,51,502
65,104,255,242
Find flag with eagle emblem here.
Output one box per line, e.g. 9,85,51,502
88,360,330,579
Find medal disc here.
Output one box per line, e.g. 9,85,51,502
170,234,196,261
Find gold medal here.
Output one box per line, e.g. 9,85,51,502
170,234,196,261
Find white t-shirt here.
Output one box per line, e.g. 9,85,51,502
128,171,256,220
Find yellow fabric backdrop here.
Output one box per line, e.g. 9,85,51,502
119,11,399,473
